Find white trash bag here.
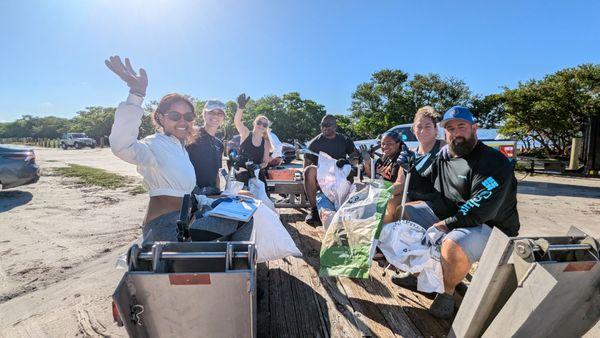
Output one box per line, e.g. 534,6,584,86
253,203,302,263
378,220,446,293
222,180,244,196
416,245,444,294
249,168,276,212
316,152,352,209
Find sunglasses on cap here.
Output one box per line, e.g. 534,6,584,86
256,120,269,127
162,111,196,122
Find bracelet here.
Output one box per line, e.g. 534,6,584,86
129,89,146,98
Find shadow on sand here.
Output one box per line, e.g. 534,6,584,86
0,190,33,213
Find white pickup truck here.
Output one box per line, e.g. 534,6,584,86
354,123,516,161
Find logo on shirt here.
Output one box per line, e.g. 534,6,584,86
459,177,499,216
482,177,499,190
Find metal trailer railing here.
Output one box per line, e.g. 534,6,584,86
451,226,600,338
113,241,257,338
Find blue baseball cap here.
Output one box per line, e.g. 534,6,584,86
440,106,474,128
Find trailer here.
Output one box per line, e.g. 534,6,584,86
266,166,310,209
112,196,258,338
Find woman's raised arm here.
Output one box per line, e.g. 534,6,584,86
105,56,157,167
234,93,251,141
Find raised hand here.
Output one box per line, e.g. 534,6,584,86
376,157,394,180
359,144,371,162
105,55,148,97
237,93,250,110
397,144,416,171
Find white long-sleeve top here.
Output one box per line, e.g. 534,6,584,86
109,94,196,197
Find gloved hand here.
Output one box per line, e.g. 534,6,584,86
232,153,249,170
397,144,416,171
359,144,371,163
336,158,350,168
105,55,148,97
246,162,260,178
422,225,446,246
237,93,250,110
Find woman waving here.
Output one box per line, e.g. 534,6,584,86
106,55,196,242
233,93,272,187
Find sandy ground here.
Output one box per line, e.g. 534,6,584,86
0,147,599,337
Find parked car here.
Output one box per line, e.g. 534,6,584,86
0,145,40,190
226,135,296,164
60,133,96,150
355,123,516,160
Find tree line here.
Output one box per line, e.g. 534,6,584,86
1,64,597,157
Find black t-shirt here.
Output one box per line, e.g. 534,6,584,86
186,128,224,189
411,141,520,236
306,133,357,165
408,140,442,196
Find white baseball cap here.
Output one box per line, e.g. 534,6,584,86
203,99,226,113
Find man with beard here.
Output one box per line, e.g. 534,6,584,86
392,106,520,319
303,115,358,226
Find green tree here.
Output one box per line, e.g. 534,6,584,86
334,114,361,140
32,116,71,139
141,100,160,138
70,107,116,141
350,69,413,138
11,115,37,138
279,92,326,142
408,73,472,113
236,93,325,143
499,64,600,156
349,70,476,139
469,93,506,129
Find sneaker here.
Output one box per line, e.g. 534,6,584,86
429,293,455,319
391,271,418,289
305,207,321,226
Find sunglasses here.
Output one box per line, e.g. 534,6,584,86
321,123,335,128
206,109,225,116
256,121,269,127
163,111,196,122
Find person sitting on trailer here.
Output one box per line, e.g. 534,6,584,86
383,106,445,224
233,93,272,190
358,130,404,260
106,55,197,243
391,106,520,319
359,131,403,182
303,114,359,226
187,100,226,196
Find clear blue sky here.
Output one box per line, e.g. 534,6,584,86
1,0,598,122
